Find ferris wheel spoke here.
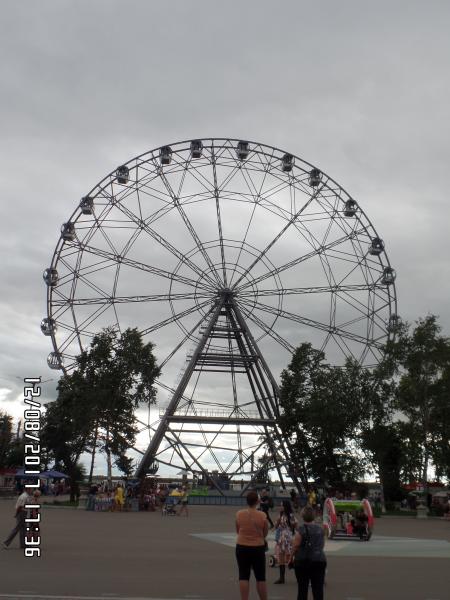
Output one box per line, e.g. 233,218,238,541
58,256,112,301
65,256,121,285
228,154,275,288
112,199,219,288
140,298,212,336
231,183,327,290
228,203,257,288
54,302,114,353
234,227,367,293
211,153,228,286
238,283,383,299
92,218,122,257
155,161,223,286
329,332,358,362
77,241,211,292
236,301,294,353
333,286,388,324
335,249,373,288
159,307,216,369
237,151,272,199
51,291,211,307
245,298,382,349
213,151,247,192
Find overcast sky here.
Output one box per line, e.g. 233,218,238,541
1,1,449,476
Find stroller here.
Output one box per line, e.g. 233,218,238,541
162,496,178,516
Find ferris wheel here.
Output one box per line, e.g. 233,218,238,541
42,138,398,484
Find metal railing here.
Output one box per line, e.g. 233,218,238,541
159,407,262,420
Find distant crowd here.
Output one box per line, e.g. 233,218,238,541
86,482,190,514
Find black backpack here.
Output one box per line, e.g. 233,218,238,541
295,525,316,562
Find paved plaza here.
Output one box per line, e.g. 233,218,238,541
1,501,449,600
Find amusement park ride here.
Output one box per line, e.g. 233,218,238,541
42,138,398,494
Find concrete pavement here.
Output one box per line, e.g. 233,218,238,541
1,502,449,599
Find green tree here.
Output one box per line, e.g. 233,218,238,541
361,422,405,501
0,411,13,468
255,452,272,485
41,374,93,500
388,316,450,490
41,327,160,499
278,343,367,489
429,361,450,480
115,454,135,478
353,360,404,502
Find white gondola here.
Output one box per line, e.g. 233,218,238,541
61,222,75,241
309,168,322,187
47,352,63,370
116,165,129,184
281,153,294,172
190,140,203,158
344,199,358,217
41,318,57,336
160,146,172,165
79,196,94,215
369,237,384,255
387,313,401,333
43,268,59,287
236,141,249,160
381,266,396,285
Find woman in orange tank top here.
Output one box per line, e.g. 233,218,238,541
235,490,269,600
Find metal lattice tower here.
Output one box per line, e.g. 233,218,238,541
135,289,299,492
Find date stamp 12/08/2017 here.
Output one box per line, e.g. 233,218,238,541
23,377,43,557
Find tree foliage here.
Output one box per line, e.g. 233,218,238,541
386,315,450,485
279,344,368,489
278,315,450,498
0,411,14,468
41,327,160,498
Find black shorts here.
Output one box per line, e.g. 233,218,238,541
235,544,266,582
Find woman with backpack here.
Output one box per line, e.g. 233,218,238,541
289,505,327,600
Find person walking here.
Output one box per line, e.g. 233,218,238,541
307,488,317,510
158,486,168,511
178,486,189,517
290,488,299,512
235,490,269,600
114,483,125,512
290,505,327,600
3,486,31,549
86,483,98,511
273,500,297,584
259,488,274,528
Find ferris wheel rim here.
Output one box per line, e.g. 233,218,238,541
45,137,398,374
